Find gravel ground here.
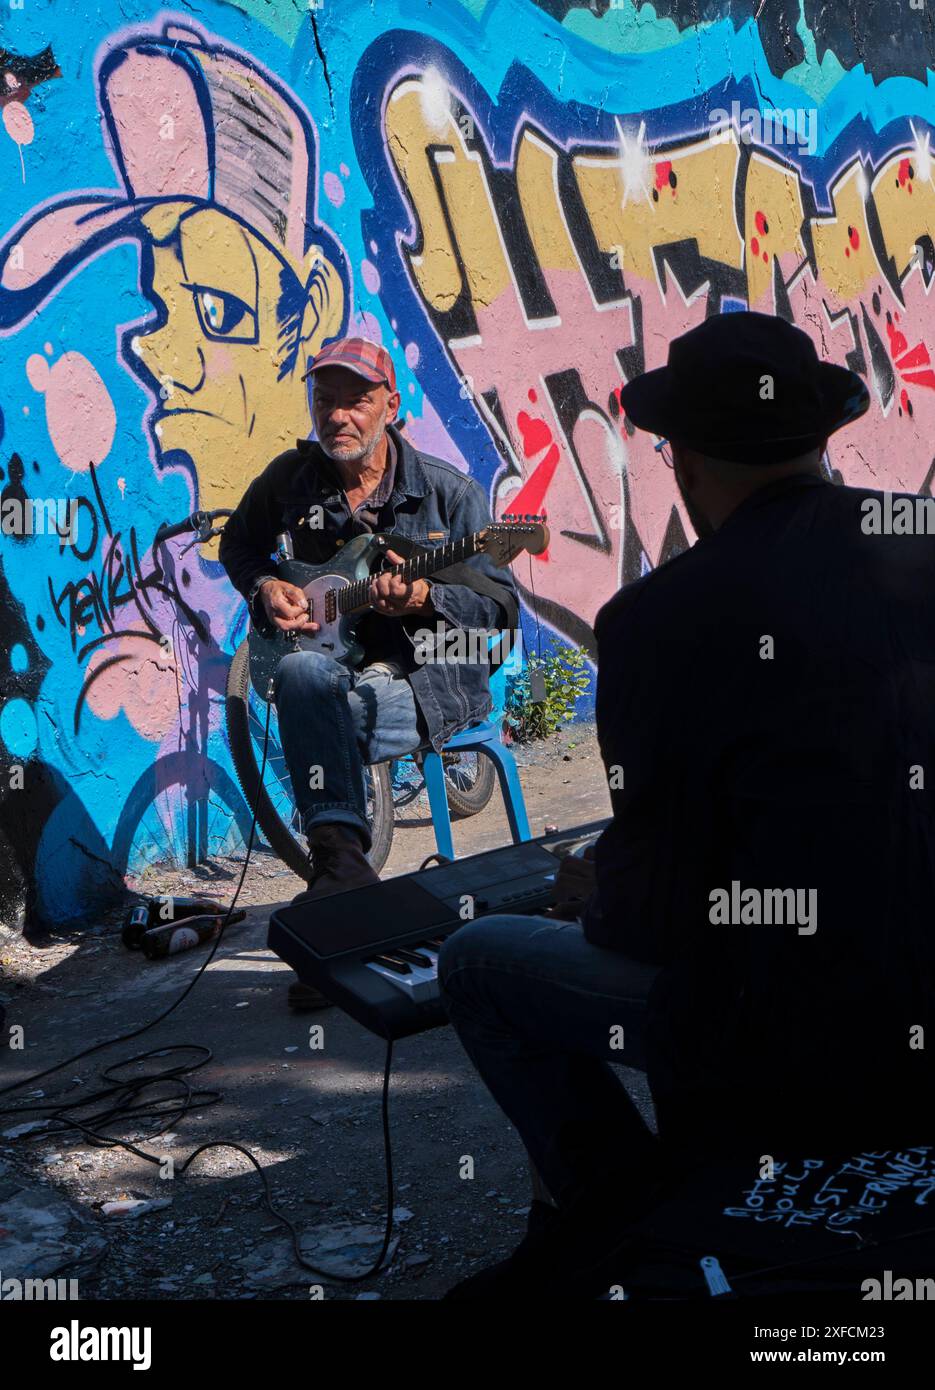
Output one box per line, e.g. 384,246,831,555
0,726,655,1301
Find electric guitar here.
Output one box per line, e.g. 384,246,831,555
247,516,549,701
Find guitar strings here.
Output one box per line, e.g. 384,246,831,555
337,531,480,614
332,520,539,615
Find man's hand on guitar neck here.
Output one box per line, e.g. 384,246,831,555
368,549,435,618
258,578,320,634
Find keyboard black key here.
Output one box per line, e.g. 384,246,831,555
395,948,433,966
370,953,411,974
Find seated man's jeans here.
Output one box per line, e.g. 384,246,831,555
438,914,662,1208
273,649,424,851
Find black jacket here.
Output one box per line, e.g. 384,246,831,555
586,474,935,1158
219,425,518,750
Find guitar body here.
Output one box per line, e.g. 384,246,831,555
247,533,385,701
243,516,548,704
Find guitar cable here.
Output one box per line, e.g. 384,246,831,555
0,680,399,1288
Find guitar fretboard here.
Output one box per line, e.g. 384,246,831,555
338,532,484,615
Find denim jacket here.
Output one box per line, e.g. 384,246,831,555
219,424,519,750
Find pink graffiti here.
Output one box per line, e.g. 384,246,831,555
361,258,380,294
27,350,116,471
84,635,181,741
323,170,345,207
403,394,469,471
448,258,705,629
781,258,935,491
82,531,239,744
3,100,33,146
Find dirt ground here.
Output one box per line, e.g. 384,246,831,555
0,725,655,1301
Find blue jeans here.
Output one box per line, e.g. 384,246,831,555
438,914,663,1207
273,650,425,850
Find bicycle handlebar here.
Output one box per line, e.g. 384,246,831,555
153,509,233,546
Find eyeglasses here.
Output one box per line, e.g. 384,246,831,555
654,438,674,469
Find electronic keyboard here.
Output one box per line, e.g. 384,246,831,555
267,821,608,1040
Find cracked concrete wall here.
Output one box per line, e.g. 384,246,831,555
0,0,933,929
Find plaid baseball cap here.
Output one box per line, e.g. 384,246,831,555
303,337,397,391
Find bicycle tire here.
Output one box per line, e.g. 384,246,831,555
441,748,497,819
110,752,257,876
225,639,395,877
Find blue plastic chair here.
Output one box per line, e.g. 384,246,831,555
420,629,531,861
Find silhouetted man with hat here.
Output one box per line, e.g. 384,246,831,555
439,311,935,1299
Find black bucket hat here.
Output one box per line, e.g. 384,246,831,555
619,310,870,465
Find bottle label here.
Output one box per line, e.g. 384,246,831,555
166,926,200,955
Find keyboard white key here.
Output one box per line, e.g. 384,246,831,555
364,944,441,1004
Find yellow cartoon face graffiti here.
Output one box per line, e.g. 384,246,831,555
133,204,345,514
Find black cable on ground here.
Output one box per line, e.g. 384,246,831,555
419,852,453,870
0,691,399,1284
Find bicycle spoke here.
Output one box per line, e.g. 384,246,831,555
131,796,176,870
246,691,304,833
445,753,478,793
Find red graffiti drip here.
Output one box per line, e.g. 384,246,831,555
517,409,552,458
896,342,929,372
887,329,935,391
508,444,559,515
886,317,909,361
528,387,537,403
897,158,912,187
902,370,935,390
754,210,768,236
507,412,561,559
655,160,672,190
849,227,860,251
751,237,759,257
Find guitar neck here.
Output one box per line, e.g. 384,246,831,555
339,532,484,615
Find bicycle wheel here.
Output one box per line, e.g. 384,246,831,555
225,640,394,877
441,749,497,819
111,752,258,876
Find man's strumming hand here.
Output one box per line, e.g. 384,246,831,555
258,578,319,633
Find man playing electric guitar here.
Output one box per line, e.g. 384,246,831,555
219,338,519,1010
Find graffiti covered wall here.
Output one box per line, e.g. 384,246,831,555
1,0,933,928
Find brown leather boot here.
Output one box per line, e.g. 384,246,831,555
286,825,381,1011
297,824,381,900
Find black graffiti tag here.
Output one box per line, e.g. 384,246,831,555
45,463,208,729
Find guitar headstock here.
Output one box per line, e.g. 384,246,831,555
480,514,549,568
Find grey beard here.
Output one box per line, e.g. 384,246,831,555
320,417,387,467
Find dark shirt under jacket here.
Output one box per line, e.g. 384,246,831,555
585,474,935,1157
219,424,518,751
